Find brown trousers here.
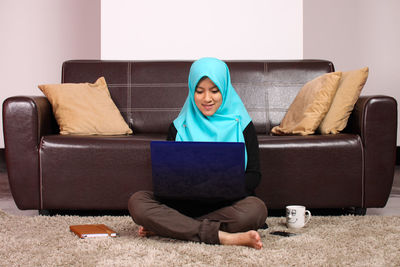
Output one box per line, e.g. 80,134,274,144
128,191,268,245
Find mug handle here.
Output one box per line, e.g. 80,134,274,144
304,210,311,225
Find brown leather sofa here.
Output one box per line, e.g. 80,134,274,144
3,60,397,214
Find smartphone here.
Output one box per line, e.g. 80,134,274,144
270,231,297,237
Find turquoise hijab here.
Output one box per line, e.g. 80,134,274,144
173,57,252,167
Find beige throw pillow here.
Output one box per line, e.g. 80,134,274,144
318,67,369,134
271,72,342,136
39,77,133,135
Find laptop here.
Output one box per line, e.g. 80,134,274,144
150,141,246,202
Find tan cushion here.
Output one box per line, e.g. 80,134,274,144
271,72,342,136
39,77,133,135
318,67,369,134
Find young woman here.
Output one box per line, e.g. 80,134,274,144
128,57,267,249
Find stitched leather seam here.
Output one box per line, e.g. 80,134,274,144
358,134,365,208
39,138,44,210
33,99,44,210
127,63,132,128
361,97,370,208
128,108,181,111
62,63,65,82
108,83,187,87
124,107,268,112
108,82,304,87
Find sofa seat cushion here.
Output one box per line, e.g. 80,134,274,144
39,134,165,210
256,134,363,209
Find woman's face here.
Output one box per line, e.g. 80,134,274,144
194,77,222,117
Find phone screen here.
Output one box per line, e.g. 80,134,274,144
269,231,297,237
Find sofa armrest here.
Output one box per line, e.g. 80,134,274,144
345,95,397,207
2,96,57,209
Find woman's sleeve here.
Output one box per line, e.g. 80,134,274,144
166,123,177,141
243,121,262,195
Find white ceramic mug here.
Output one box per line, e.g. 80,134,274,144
286,205,311,229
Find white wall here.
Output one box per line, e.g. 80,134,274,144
101,0,303,60
0,0,100,148
304,0,400,144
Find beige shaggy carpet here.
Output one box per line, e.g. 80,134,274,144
0,209,399,267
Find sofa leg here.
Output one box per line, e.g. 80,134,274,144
39,210,51,216
353,207,367,216
344,207,367,215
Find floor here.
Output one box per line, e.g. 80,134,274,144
1,167,399,217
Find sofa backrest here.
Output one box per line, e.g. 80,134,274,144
62,60,334,134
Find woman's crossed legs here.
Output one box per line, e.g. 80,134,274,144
128,191,268,249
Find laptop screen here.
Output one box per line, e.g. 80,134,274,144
150,141,246,202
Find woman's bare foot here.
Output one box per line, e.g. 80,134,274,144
218,230,263,250
138,226,156,237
